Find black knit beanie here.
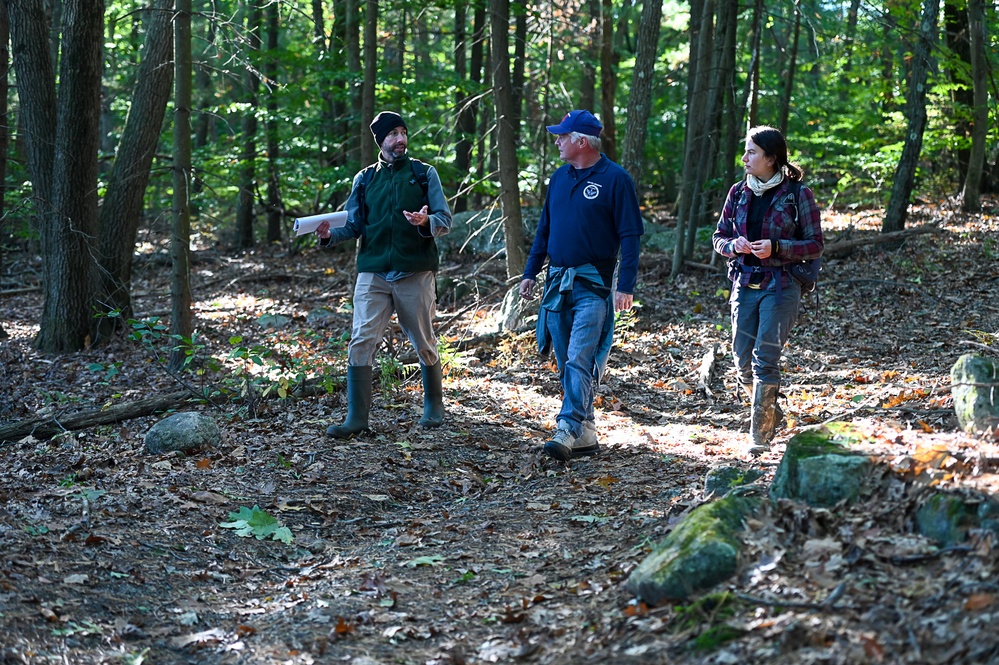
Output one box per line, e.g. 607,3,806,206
370,111,407,146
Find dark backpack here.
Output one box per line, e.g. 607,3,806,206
785,180,822,295
356,159,430,236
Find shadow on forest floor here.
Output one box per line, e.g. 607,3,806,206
1,198,999,663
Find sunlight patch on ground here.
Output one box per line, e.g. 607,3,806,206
196,293,279,320
3,321,39,341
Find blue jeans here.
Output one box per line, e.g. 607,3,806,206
545,284,608,436
731,281,800,386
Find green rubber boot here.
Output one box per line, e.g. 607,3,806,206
326,365,372,438
419,361,444,428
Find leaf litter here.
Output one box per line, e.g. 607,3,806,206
0,199,998,663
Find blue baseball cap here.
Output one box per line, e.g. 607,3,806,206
546,109,603,136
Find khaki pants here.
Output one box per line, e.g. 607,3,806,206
346,271,439,367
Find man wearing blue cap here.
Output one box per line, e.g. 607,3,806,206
520,109,644,461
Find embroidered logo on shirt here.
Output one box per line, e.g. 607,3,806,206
583,182,602,200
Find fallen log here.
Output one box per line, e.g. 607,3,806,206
0,389,203,444
688,223,942,271
822,223,942,258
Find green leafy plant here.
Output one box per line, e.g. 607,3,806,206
219,506,294,544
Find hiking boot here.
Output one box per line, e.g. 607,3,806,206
544,424,576,462
573,420,600,457
749,381,780,456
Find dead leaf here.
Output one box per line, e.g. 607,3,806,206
965,594,995,611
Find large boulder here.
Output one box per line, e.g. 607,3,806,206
144,412,221,455
627,493,759,605
770,424,873,507
951,354,999,433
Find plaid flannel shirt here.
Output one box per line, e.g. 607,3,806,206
712,178,824,290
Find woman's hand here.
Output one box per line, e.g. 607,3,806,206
749,239,773,258
317,220,331,239
733,236,753,254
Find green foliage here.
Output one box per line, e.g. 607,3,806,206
219,505,294,544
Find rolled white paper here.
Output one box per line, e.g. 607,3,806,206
294,211,348,236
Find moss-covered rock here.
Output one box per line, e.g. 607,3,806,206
951,354,999,433
627,494,760,605
915,493,976,547
704,466,764,497
770,423,872,507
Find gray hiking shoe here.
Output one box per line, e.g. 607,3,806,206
544,425,576,462
573,420,600,457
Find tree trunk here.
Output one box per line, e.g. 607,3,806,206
620,0,663,185
510,6,525,142
578,0,599,111
598,0,616,161
470,2,486,208
265,1,281,243
882,0,939,234
170,0,194,372
777,6,801,136
193,7,216,149
672,0,713,278
959,0,986,212
944,0,973,188
491,0,526,280
454,0,470,213
720,0,739,192
236,4,261,249
96,0,173,334
0,0,8,283
743,0,762,129
360,0,377,167
10,0,104,353
346,0,361,168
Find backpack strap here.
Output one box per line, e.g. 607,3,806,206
355,165,376,237
410,159,430,200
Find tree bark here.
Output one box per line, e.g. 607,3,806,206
578,0,599,111
960,0,987,212
360,0,377,167
170,0,194,372
96,0,173,333
598,0,616,161
620,0,663,185
0,0,8,283
236,3,261,249
346,0,361,168
944,0,973,187
777,6,801,136
672,0,713,278
265,1,281,242
882,0,939,234
10,0,104,353
454,0,471,213
491,0,526,280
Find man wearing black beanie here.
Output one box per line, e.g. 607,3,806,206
316,112,452,438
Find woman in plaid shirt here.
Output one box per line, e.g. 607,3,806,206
712,125,824,456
